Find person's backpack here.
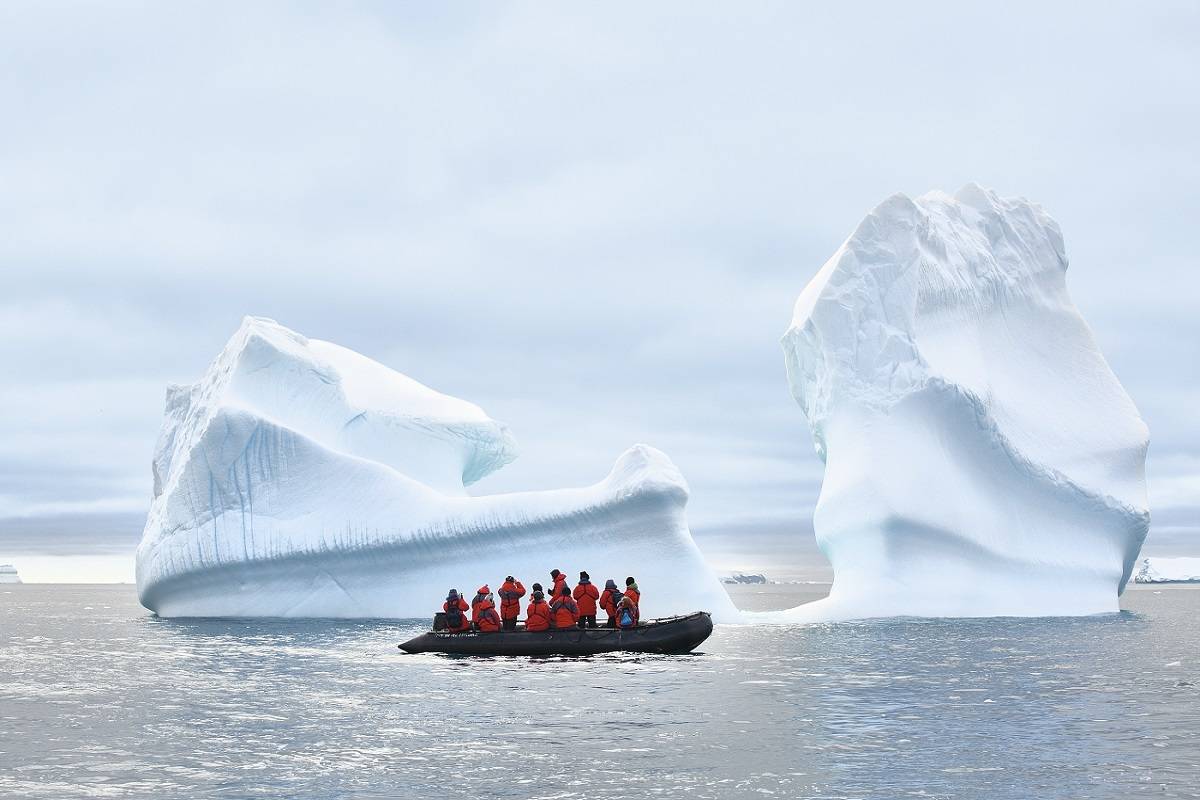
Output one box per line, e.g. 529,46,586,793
445,604,465,630
618,606,635,628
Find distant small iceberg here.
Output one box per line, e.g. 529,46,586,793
0,564,21,584
1132,557,1200,584
721,573,829,587
722,573,768,585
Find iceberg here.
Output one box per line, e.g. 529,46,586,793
1132,557,1200,583
721,573,768,585
773,185,1150,621
136,317,736,620
0,564,21,584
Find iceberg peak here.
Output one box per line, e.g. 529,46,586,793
603,444,689,501
152,315,517,497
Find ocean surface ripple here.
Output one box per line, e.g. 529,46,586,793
1,585,1197,799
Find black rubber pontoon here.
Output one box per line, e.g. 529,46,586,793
398,612,713,656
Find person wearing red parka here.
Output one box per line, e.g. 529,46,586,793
524,589,551,631
442,589,470,633
624,576,641,608
474,592,502,633
550,584,579,629
471,585,491,624
549,569,568,600
599,579,622,628
498,576,526,631
572,571,600,629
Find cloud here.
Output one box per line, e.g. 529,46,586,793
0,512,143,554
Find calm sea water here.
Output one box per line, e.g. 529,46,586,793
1,584,1197,799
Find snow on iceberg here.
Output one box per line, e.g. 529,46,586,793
770,184,1150,621
1132,557,1200,583
136,317,736,620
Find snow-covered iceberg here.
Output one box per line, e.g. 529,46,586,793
0,564,21,584
136,317,736,620
773,185,1150,621
1132,557,1200,583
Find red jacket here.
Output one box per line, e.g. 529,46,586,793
498,580,526,620
475,599,501,633
443,596,470,632
599,586,622,619
573,581,600,616
550,594,579,629
550,573,567,599
471,585,491,622
525,599,551,631
624,585,641,607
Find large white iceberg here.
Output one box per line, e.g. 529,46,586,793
775,185,1150,621
136,317,736,620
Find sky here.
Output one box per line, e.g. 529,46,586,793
1,1,1197,582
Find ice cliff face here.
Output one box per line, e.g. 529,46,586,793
137,317,735,620
775,185,1150,620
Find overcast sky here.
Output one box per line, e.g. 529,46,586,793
2,2,1197,581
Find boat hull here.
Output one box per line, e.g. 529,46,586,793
398,612,713,656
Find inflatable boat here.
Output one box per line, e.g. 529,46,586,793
398,612,713,656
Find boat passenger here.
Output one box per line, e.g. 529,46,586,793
624,576,641,607
443,589,471,633
550,584,580,629
616,595,640,629
549,569,567,599
471,584,491,624
525,590,551,631
573,571,600,629
498,575,526,631
600,579,622,628
474,592,502,633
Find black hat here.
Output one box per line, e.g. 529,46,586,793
532,582,543,592
532,590,544,601
505,575,514,582
626,576,636,586
579,571,589,580
550,569,561,579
